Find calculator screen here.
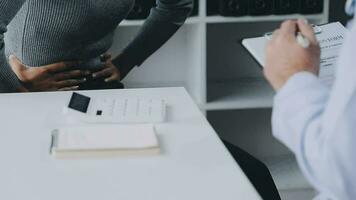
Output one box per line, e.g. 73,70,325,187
68,92,91,113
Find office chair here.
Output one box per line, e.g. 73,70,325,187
223,140,281,200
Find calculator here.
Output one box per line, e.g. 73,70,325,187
63,92,167,124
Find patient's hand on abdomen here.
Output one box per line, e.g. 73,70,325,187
9,55,90,92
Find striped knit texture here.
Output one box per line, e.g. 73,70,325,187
0,0,25,91
0,0,192,92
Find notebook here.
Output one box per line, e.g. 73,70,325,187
50,124,160,159
242,22,347,86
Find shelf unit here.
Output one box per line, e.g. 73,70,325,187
109,0,330,192
205,78,275,110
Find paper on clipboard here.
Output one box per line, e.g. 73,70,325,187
242,22,347,86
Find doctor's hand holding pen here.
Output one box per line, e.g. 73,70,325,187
264,19,321,91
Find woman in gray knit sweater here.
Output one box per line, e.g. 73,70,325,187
0,0,193,92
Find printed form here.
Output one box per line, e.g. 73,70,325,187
317,23,346,85
242,22,347,86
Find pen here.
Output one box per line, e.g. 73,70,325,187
296,32,310,48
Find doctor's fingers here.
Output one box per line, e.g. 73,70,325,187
297,19,318,45
279,20,298,40
271,29,280,40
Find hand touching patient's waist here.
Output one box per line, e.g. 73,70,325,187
9,54,123,92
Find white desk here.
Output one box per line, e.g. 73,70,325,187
0,87,261,200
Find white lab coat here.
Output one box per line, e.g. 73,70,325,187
272,18,356,200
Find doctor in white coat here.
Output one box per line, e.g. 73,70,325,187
264,1,356,199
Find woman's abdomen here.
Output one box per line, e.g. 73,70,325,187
4,0,133,67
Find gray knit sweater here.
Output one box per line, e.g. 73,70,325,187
0,0,193,92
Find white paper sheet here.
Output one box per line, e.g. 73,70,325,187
242,22,347,86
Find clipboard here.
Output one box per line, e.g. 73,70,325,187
241,22,347,85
